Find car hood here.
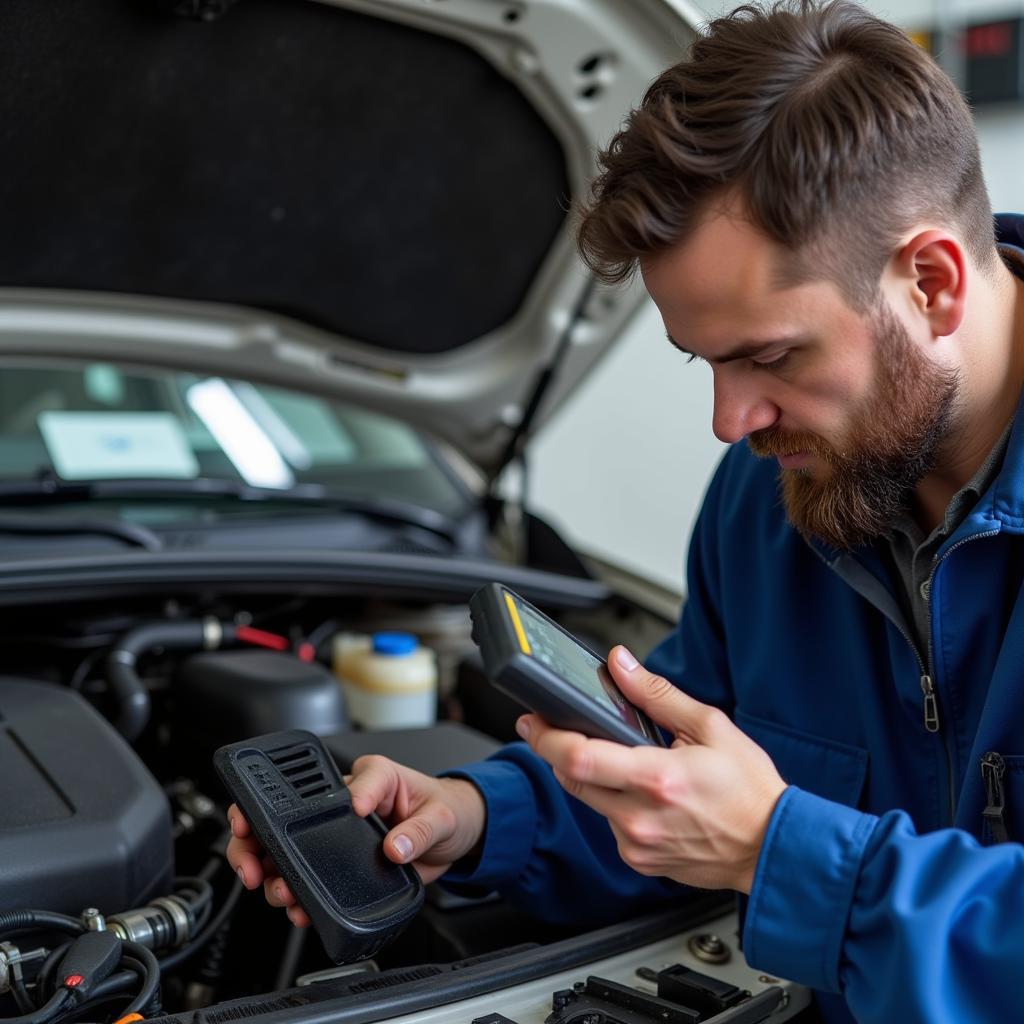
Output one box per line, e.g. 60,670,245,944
0,0,700,475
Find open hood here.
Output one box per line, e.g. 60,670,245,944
0,0,701,474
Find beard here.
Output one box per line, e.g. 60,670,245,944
746,302,960,549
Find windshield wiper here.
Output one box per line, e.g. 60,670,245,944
0,477,459,542
0,513,162,551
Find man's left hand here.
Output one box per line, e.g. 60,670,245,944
515,646,787,894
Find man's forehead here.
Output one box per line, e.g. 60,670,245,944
640,206,848,350
640,203,787,314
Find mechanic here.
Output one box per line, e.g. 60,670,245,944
228,2,1024,1021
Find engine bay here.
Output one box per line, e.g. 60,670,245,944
0,587,660,1022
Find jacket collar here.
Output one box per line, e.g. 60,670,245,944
996,211,1024,252
982,213,1024,531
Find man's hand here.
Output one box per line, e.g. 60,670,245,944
225,757,487,926
516,646,787,894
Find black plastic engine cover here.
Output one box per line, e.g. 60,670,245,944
0,678,173,914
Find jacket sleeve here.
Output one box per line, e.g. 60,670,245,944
744,786,1024,1024
442,460,736,924
442,741,686,926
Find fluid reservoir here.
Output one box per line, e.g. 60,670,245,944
334,632,437,729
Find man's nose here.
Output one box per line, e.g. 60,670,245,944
711,369,780,443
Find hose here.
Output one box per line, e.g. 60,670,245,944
117,945,160,1017
10,979,34,1015
34,943,73,1005
5,938,160,1024
2,873,219,1024
0,913,82,938
196,918,230,992
0,991,70,1024
105,616,298,742
77,949,158,1014
171,876,214,917
157,879,242,973
105,620,237,741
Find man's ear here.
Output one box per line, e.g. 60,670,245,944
893,230,967,337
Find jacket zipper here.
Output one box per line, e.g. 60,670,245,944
816,529,1000,825
919,674,940,732
981,751,1010,843
922,530,1000,823
810,545,950,799
882,615,956,819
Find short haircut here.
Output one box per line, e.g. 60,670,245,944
576,0,996,309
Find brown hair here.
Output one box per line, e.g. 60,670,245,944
576,0,996,309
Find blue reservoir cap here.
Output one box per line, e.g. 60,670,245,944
372,632,418,656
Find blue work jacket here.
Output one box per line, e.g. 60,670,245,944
447,214,1024,1024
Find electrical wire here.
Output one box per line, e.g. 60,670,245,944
0,990,70,1024
10,978,34,1015
305,618,340,657
199,861,220,885
33,942,73,1003
0,912,83,938
87,964,144,1004
117,946,159,1017
8,942,160,1024
157,879,243,973
273,925,307,991
76,949,159,1018
0,914,81,1022
173,875,213,899
201,848,229,883
171,876,214,915
2,874,212,1024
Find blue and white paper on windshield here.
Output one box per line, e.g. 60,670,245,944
38,412,199,480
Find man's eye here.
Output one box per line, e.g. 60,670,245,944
753,351,791,371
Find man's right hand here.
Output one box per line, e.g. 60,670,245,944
225,755,488,927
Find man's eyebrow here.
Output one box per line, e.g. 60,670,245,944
665,330,810,364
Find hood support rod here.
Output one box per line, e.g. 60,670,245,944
488,276,598,493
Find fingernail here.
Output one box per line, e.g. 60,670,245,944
275,882,286,901
393,834,414,861
515,717,531,741
236,866,246,886
616,647,639,672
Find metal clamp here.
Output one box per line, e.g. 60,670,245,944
108,895,192,950
0,941,47,996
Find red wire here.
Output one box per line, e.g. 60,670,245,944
235,625,290,651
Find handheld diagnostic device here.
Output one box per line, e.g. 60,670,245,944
469,583,665,747
214,730,424,963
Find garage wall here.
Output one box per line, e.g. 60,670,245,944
528,0,1024,594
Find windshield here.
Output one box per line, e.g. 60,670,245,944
0,360,470,517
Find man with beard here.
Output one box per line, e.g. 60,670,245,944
228,2,1024,1021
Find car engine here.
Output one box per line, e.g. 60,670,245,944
0,591,581,1020
0,585,807,1024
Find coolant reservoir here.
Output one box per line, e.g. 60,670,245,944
333,632,437,729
